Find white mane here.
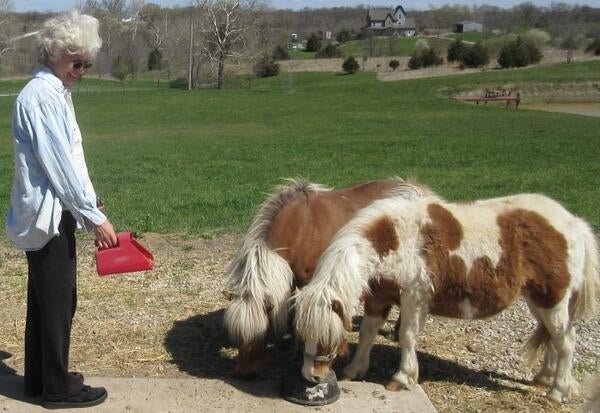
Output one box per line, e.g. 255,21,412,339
294,193,431,348
225,178,331,344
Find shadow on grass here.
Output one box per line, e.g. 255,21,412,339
163,309,299,399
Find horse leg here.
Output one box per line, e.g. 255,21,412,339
236,339,265,379
534,301,580,402
387,293,427,391
534,344,558,387
341,314,386,380
525,299,558,387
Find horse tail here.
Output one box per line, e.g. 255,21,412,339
524,325,551,367
571,219,599,321
224,178,331,347
525,218,599,366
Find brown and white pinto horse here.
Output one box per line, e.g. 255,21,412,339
223,178,433,377
295,193,599,402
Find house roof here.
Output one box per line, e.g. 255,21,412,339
368,8,392,21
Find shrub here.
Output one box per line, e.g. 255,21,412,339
336,29,352,44
147,48,163,71
415,39,430,52
585,39,600,55
306,33,321,52
111,55,128,80
524,29,551,47
498,36,542,68
253,56,280,78
388,59,400,71
272,45,289,61
316,43,342,58
461,42,490,68
408,48,443,70
342,56,360,74
447,39,467,62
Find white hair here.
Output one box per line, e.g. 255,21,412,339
37,10,102,64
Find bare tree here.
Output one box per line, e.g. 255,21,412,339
0,0,14,61
194,0,262,89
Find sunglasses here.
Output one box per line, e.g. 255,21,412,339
73,60,92,70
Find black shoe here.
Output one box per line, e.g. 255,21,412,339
42,385,107,409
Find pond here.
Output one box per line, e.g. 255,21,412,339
520,102,600,118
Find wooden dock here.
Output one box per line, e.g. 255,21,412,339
452,89,521,108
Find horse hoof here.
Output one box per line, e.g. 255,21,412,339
339,375,353,382
385,380,403,391
547,389,566,403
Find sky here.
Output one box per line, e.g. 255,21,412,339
12,0,600,13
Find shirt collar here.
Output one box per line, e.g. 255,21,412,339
32,65,66,94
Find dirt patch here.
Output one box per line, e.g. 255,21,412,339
0,233,597,412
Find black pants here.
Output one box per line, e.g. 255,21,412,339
24,211,83,399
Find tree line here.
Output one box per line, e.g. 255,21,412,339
1,1,599,88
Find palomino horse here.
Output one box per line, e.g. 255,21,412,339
295,193,599,402
224,178,433,377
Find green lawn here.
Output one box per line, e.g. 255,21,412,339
1,60,599,236
338,36,452,57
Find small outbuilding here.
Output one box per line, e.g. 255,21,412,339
453,21,483,33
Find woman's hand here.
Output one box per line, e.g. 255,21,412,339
94,219,118,249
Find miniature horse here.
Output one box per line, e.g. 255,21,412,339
295,193,599,403
224,178,433,377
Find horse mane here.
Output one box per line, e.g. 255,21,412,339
294,182,433,349
385,176,435,200
225,178,331,344
227,178,331,294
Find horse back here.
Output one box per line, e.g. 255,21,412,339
268,180,405,287
419,195,577,319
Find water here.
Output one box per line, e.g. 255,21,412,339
520,102,600,118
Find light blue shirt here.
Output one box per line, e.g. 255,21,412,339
5,66,106,251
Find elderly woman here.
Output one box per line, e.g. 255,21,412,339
5,11,117,409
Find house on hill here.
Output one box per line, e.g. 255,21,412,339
362,5,416,37
453,21,483,33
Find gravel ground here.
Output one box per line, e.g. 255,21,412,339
0,233,598,412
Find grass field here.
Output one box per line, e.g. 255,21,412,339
338,36,452,57
0,60,599,236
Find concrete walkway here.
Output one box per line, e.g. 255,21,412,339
0,375,437,412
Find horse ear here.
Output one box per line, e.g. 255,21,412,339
331,299,352,332
222,290,237,301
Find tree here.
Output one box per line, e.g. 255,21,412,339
148,47,163,70
585,39,600,56
195,0,263,89
447,39,467,62
461,42,489,68
408,47,443,70
271,45,289,60
336,28,352,43
560,33,578,63
498,36,542,68
305,32,321,52
0,0,14,63
342,55,359,74
388,59,400,71
111,54,128,80
315,43,341,58
253,54,278,77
